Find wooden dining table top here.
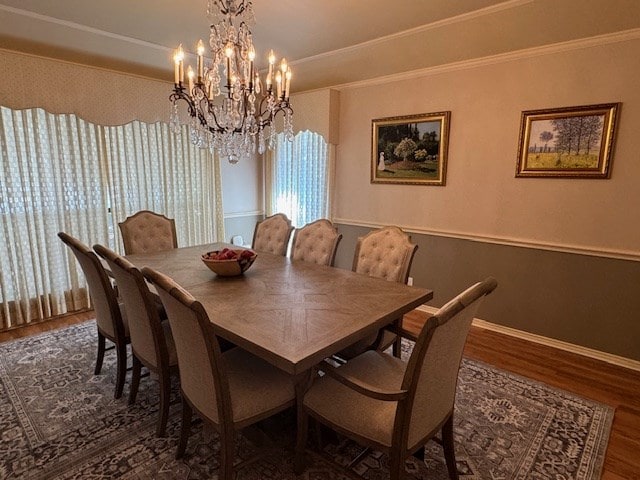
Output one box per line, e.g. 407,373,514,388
126,242,433,375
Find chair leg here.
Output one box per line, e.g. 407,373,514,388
389,450,405,480
176,400,193,459
128,356,142,406
412,446,426,461
392,334,402,358
313,418,324,450
294,409,309,474
442,415,459,480
392,317,403,358
219,429,235,480
114,342,127,399
95,332,106,375
156,369,171,437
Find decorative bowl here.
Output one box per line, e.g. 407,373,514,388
201,248,257,276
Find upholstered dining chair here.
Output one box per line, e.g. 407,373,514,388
58,232,130,399
295,277,498,480
337,226,418,360
290,219,343,267
141,266,296,478
94,244,178,437
251,213,294,256
118,210,178,255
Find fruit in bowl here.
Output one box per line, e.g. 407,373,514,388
201,248,257,276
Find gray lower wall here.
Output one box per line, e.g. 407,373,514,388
334,223,640,362
223,214,262,247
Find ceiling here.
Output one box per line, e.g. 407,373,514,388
0,0,638,92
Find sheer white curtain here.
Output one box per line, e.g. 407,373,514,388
103,122,224,247
0,108,111,327
0,107,223,330
266,130,329,227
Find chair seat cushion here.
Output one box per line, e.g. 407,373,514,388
223,347,296,425
304,351,407,447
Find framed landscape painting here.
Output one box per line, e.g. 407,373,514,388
371,112,450,185
516,103,619,178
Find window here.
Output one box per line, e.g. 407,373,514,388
103,121,223,247
268,130,329,227
0,106,223,329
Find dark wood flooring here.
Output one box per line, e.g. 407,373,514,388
1,310,638,479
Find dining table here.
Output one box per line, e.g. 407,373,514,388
125,242,433,378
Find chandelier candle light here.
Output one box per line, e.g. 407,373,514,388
170,0,294,164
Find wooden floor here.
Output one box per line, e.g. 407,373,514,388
406,311,640,480
2,310,639,479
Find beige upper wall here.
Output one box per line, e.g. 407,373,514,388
289,89,340,144
334,36,640,256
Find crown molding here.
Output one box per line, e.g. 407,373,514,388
0,5,172,54
290,0,533,67
333,218,640,262
333,28,640,91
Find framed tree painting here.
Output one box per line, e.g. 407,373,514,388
516,103,620,178
371,111,450,185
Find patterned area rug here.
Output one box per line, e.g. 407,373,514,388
0,321,613,479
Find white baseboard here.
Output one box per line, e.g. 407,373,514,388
417,305,640,372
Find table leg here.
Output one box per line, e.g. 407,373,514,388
294,369,313,475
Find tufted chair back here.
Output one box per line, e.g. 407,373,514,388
119,210,178,255
251,213,294,256
352,226,417,283
290,219,342,267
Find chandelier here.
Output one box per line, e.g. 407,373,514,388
169,0,294,164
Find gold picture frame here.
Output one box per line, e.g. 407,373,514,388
516,103,620,178
371,112,450,186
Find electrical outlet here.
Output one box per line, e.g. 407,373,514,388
407,276,413,286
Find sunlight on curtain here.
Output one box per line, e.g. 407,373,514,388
0,107,223,330
103,122,224,247
0,108,110,327
268,130,329,227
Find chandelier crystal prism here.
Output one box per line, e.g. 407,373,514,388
169,0,293,164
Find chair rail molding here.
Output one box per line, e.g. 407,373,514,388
333,218,640,262
223,210,264,219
